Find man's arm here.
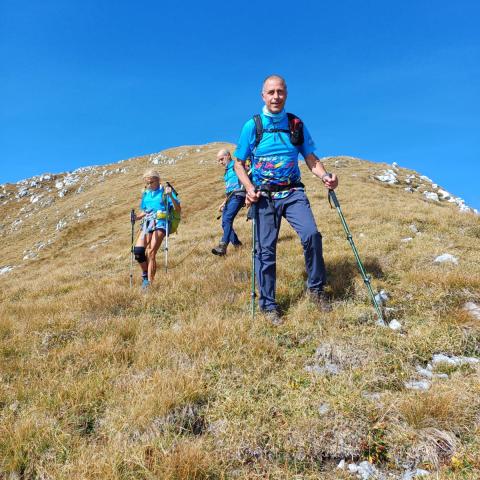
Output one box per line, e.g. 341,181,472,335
304,153,338,190
233,158,260,204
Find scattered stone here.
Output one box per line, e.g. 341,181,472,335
375,170,398,184
431,353,479,367
437,188,451,200
423,191,439,202
401,237,413,243
415,365,433,379
388,319,402,331
374,290,389,305
318,403,330,415
392,162,399,169
434,253,458,265
337,459,346,469
347,461,379,479
405,380,431,391
464,302,480,320
409,224,419,234
0,266,14,275
419,175,433,183
56,219,67,231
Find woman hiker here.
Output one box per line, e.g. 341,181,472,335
132,169,181,288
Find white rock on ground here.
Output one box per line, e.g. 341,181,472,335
401,237,413,243
416,365,433,379
388,319,402,330
375,170,398,184
0,266,14,275
405,380,431,391
423,191,439,202
419,175,433,183
374,290,389,305
347,461,379,479
464,302,480,320
434,253,458,265
409,224,419,234
431,353,479,367
318,403,330,415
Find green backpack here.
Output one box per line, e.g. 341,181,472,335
165,182,181,234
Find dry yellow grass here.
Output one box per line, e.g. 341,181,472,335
0,144,479,479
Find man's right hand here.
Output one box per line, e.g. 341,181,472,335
246,188,260,205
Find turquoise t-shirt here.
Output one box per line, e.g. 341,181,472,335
140,186,180,230
233,109,316,192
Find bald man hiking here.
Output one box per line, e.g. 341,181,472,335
233,74,339,324
211,149,246,256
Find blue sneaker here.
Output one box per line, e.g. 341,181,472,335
142,278,150,289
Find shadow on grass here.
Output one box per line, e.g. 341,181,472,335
327,257,384,299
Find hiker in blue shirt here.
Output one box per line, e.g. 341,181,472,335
212,149,245,256
233,75,339,324
132,169,181,288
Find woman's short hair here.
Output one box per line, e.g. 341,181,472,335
143,169,160,180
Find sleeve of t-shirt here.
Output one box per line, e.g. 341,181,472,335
299,123,316,158
233,119,256,162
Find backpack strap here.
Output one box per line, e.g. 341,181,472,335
287,113,304,146
253,114,263,150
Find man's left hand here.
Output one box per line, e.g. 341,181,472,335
322,173,338,190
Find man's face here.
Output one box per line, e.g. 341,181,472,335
217,154,229,166
262,78,287,113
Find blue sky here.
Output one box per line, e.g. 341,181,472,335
1,0,479,209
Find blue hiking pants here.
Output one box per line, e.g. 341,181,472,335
253,189,326,312
221,194,245,245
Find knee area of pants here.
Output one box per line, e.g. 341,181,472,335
303,230,322,244
133,246,146,263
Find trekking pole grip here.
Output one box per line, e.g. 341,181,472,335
130,209,135,224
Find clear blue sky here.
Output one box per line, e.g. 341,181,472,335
1,0,479,209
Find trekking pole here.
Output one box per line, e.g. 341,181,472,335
327,185,385,325
164,195,169,273
250,202,257,319
129,209,135,288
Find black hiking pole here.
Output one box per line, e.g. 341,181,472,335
130,209,135,288
327,186,385,325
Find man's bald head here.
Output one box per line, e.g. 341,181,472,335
216,149,231,159
262,74,287,93
217,149,231,166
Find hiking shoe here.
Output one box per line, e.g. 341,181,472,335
263,309,283,326
233,241,243,248
211,242,227,256
142,278,150,290
307,290,332,312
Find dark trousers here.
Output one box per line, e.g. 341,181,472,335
254,189,326,311
221,194,245,245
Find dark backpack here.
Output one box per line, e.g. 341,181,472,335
252,112,304,149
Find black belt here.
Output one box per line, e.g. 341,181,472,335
256,182,304,193
226,189,246,197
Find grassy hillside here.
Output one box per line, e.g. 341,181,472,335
0,144,479,479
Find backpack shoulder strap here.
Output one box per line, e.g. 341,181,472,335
252,114,263,149
287,112,304,146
